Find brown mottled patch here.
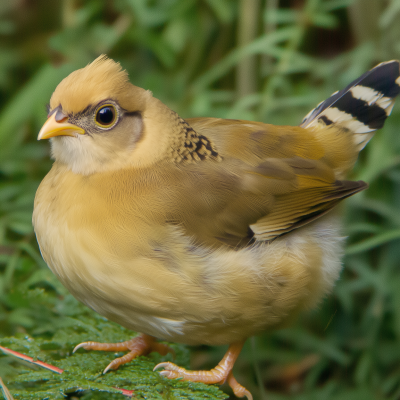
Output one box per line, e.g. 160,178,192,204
170,116,222,164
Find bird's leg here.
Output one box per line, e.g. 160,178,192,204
73,333,174,373
154,341,252,399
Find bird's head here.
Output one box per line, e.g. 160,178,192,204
38,55,178,175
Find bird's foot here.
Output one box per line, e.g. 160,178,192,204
154,341,252,399
73,333,174,373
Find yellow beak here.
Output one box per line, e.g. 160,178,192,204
38,112,85,140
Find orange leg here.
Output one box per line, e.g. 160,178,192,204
73,333,174,374
154,341,252,400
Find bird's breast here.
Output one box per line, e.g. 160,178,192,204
33,164,344,345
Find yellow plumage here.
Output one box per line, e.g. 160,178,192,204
33,55,400,399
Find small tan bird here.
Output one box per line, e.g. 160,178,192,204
33,56,400,399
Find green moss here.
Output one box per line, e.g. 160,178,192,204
0,314,226,400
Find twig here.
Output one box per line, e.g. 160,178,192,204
0,345,63,374
0,377,14,400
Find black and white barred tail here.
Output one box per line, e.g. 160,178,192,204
301,61,400,151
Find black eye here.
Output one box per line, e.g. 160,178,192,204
95,105,117,127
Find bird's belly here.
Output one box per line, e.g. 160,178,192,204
34,212,344,346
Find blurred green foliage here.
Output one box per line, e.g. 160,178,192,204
1,0,400,399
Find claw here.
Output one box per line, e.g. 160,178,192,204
159,370,175,378
155,363,182,379
103,361,117,374
73,342,90,353
153,362,174,371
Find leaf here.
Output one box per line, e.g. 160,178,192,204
346,229,400,255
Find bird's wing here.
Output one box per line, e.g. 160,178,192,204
163,118,367,247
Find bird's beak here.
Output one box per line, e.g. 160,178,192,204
38,111,85,140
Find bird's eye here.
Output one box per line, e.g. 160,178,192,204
95,105,117,128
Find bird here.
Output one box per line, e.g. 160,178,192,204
33,55,400,399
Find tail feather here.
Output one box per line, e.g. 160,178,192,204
301,61,400,150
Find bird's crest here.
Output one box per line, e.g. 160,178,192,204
50,55,131,114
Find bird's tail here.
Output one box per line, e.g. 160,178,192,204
300,61,400,152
